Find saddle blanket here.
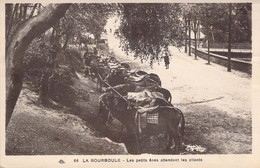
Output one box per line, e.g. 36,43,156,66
136,111,159,133
147,112,159,124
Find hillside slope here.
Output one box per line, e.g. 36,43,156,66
6,75,128,155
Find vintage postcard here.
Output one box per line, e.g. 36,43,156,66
1,0,260,167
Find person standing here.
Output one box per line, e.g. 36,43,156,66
164,51,170,69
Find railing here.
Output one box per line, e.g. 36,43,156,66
201,42,251,49
190,47,252,75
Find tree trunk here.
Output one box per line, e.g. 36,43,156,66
207,31,211,64
205,9,210,64
29,4,38,18
198,22,200,48
37,4,42,15
63,33,71,50
50,27,55,44
38,72,50,105
193,20,198,60
19,4,23,19
194,31,197,59
6,4,70,128
14,5,19,21
54,20,61,44
184,18,187,53
6,4,19,45
23,4,28,20
5,4,13,36
188,16,191,56
227,4,232,72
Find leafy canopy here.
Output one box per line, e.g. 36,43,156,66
116,3,184,62
61,3,117,45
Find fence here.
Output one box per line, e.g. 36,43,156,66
191,47,252,75
201,42,252,49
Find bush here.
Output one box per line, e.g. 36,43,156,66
58,48,84,73
24,37,49,92
48,67,76,106
24,37,81,106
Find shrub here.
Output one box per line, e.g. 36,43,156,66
58,47,84,73
24,36,49,92
24,37,82,106
48,67,76,106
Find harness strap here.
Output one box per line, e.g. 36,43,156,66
98,73,129,102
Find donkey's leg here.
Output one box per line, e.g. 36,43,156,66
125,124,140,154
117,125,125,142
163,120,173,152
130,123,140,154
134,125,140,154
171,123,181,154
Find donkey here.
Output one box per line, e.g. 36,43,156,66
99,93,185,154
99,92,140,154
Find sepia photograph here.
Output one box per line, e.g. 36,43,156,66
0,1,259,168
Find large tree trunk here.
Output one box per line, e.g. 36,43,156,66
6,4,19,46
5,4,13,36
6,4,70,128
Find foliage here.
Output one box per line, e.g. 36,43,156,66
24,36,81,106
48,67,76,106
23,36,49,91
58,48,85,72
232,3,251,42
78,3,117,39
190,3,252,43
60,3,117,47
116,3,184,63
115,3,251,65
